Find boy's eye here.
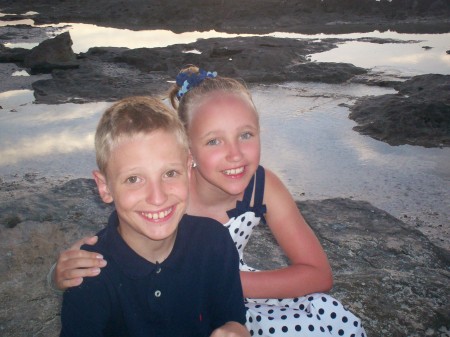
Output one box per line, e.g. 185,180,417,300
206,138,220,146
126,176,140,184
165,170,178,178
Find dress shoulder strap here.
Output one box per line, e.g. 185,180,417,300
253,166,265,211
226,166,267,221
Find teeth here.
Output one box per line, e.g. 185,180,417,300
224,167,244,175
142,208,172,220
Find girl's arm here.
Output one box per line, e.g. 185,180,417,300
50,236,107,290
240,168,333,299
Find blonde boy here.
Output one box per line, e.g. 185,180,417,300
60,96,248,337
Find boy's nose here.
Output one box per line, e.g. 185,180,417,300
146,181,168,205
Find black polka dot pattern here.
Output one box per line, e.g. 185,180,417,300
226,211,367,337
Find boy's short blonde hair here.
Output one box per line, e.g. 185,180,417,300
95,96,188,174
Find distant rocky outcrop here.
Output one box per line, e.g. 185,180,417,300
0,0,449,33
2,31,448,149
23,31,78,74
0,31,78,74
0,177,448,336
0,33,368,103
349,74,450,147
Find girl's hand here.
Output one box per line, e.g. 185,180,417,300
52,236,107,290
210,322,250,337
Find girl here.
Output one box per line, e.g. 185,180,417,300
52,66,367,337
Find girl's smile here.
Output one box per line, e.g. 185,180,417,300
188,93,261,197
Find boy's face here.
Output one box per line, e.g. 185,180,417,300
94,130,190,251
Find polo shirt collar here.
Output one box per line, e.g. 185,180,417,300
105,210,186,279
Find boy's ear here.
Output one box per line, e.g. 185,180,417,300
93,170,114,203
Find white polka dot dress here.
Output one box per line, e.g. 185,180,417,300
225,166,367,337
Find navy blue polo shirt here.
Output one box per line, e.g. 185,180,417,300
60,211,246,337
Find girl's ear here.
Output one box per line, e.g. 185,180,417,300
188,150,197,168
187,153,193,180
93,170,114,203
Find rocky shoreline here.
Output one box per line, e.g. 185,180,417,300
0,2,449,336
1,177,449,337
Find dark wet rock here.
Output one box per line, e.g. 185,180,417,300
0,0,449,34
355,37,420,44
247,198,450,336
0,177,448,336
349,74,450,147
288,62,367,83
23,31,78,74
28,36,368,104
0,43,29,62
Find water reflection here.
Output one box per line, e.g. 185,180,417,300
0,90,110,171
311,36,450,75
0,132,93,166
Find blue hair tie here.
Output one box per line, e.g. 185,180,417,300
176,69,217,100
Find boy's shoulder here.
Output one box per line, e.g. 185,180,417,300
81,226,109,255
178,214,234,252
181,214,228,237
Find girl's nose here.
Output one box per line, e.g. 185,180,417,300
226,141,243,162
146,181,168,205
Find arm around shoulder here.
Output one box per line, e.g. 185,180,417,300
50,235,107,291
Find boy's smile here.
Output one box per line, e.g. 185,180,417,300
94,130,190,262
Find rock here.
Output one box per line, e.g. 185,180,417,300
23,31,79,74
247,198,450,336
1,0,449,34
29,36,367,104
0,177,448,337
349,74,450,147
0,43,29,62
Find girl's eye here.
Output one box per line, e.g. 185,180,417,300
241,132,253,140
126,176,140,184
206,138,220,146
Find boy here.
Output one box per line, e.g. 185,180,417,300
60,96,248,337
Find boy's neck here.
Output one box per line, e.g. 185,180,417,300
117,226,177,264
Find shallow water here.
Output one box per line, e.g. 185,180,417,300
254,83,450,243
0,17,449,248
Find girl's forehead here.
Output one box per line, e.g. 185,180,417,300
193,92,257,118
201,91,251,106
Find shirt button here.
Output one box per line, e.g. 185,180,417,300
154,290,161,298
156,267,162,274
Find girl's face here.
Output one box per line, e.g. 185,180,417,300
188,93,261,197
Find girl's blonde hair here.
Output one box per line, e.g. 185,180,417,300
168,65,258,130
95,96,188,174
